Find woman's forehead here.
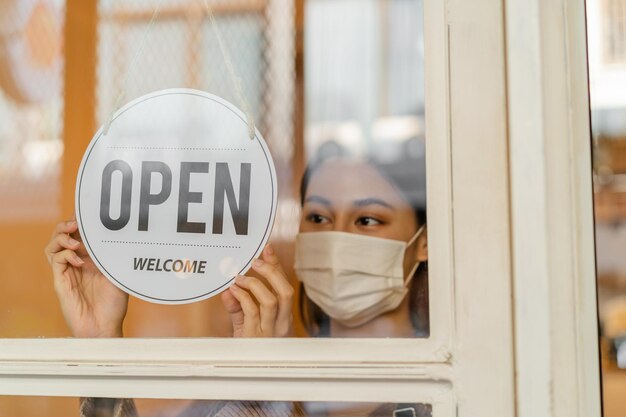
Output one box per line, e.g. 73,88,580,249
305,160,407,206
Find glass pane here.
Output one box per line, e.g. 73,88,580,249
0,397,436,417
1,0,428,339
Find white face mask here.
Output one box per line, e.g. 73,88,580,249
294,226,425,328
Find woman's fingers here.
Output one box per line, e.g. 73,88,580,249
51,249,84,275
252,246,294,335
261,243,285,273
222,288,242,314
259,245,293,300
235,275,278,335
229,284,261,336
45,233,81,264
52,220,78,237
46,220,80,264
221,289,245,334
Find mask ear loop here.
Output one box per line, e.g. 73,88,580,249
403,261,422,289
403,225,426,288
407,225,426,247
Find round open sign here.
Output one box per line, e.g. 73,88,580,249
76,89,277,304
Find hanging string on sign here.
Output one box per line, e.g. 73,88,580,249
103,0,165,136
201,0,256,140
103,0,257,140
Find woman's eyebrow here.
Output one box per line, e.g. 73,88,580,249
304,195,332,206
352,198,395,210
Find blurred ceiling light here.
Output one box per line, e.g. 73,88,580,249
0,0,63,104
20,138,63,180
371,115,423,144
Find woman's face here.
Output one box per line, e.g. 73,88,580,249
299,159,428,276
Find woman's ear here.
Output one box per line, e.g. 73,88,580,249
415,226,428,262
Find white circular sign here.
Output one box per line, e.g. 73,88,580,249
76,89,277,304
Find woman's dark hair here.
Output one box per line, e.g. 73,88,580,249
297,139,429,338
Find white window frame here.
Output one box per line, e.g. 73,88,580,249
0,0,602,415
505,0,602,415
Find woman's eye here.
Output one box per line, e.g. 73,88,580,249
306,213,330,224
356,217,382,226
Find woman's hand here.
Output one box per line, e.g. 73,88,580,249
221,244,294,337
45,220,129,338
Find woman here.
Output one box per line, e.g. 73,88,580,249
296,152,429,339
46,149,430,417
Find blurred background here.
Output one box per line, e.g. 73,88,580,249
589,0,626,415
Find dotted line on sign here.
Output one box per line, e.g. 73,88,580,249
106,146,247,151
101,240,241,249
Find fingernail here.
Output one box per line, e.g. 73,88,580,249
74,256,84,265
266,244,274,255
69,238,80,246
235,275,245,284
253,259,264,268
68,220,77,227
230,284,240,291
